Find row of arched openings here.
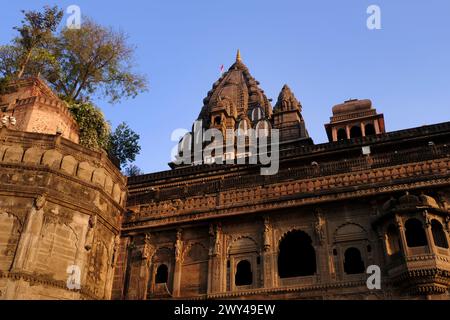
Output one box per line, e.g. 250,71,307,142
337,123,376,140
153,229,370,286
154,220,450,286
277,230,366,277
386,218,448,253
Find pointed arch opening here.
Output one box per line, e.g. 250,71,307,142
405,218,427,247
364,123,376,136
251,107,265,122
350,126,362,138
278,230,316,278
337,128,347,141
155,264,168,284
431,220,449,248
255,120,270,138
235,260,253,286
343,247,365,274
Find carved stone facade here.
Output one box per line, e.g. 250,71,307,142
0,80,127,299
1,55,450,301
115,54,450,300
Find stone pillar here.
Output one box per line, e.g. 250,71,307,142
445,216,450,246
423,211,436,254
104,234,121,300
346,125,350,139
396,215,409,257
331,127,337,142
123,234,155,300
361,122,366,137
11,194,46,272
207,223,223,294
314,209,329,282
374,120,380,134
172,228,183,297
141,233,155,299
262,216,275,288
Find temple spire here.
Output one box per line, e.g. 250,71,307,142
236,49,242,62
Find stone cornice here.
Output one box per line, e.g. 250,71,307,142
0,161,125,214
0,271,99,300
128,144,450,204
0,127,125,185
122,175,450,232
128,121,450,188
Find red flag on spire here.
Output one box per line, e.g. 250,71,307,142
220,64,224,74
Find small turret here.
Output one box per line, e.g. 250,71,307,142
272,84,309,142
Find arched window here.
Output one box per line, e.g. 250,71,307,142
431,220,449,248
365,123,376,136
344,247,365,274
386,224,401,255
255,120,270,138
405,218,428,247
337,128,347,141
155,264,168,284
251,107,265,122
278,230,316,278
350,126,362,138
237,120,249,136
214,116,221,125
235,260,252,286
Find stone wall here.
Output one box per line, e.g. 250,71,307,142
0,127,127,300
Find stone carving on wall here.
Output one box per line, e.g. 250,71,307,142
209,223,222,256
423,210,431,228
263,216,272,252
111,234,121,267
174,229,183,262
85,214,97,251
34,194,47,210
314,209,326,244
141,233,155,262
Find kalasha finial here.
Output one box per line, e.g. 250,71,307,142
236,49,242,62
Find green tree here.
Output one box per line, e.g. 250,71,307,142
13,6,63,79
0,7,147,104
49,18,147,103
109,122,141,169
68,102,111,150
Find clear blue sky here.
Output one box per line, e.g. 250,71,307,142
1,1,449,173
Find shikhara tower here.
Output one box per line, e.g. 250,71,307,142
172,50,311,168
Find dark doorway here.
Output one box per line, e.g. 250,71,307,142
155,264,168,283
431,220,449,248
278,230,316,278
365,123,376,136
343,247,365,274
350,126,362,138
235,260,252,286
405,218,428,247
337,128,347,140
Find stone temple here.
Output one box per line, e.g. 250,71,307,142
1,52,450,300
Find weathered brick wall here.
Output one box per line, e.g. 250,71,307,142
0,77,79,143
